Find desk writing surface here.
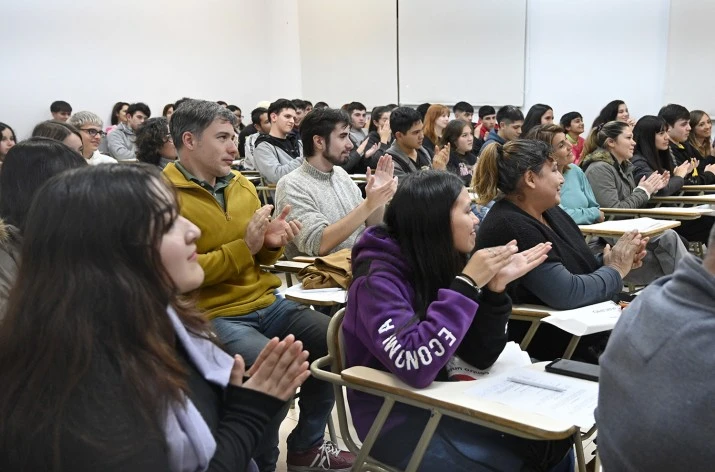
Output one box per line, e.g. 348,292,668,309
578,218,680,238
341,363,592,439
681,184,715,193
600,207,703,220
273,260,310,273
292,256,317,263
651,195,715,204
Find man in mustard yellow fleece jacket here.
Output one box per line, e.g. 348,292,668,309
164,100,355,472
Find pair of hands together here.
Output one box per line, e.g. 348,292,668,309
462,240,553,293
603,230,648,278
365,154,398,210
229,335,310,402
245,204,303,255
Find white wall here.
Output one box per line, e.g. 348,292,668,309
2,0,276,138
524,0,670,130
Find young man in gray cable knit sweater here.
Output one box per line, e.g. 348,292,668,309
274,108,397,259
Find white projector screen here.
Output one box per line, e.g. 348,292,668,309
297,0,399,108
397,0,527,106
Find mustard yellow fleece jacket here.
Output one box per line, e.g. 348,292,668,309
164,163,283,319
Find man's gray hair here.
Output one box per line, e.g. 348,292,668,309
68,111,103,128
170,99,237,151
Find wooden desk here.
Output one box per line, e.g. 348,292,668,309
282,283,346,307
510,305,552,351
273,260,310,273
341,364,595,471
578,218,680,239
650,194,715,206
292,256,317,263
600,207,704,220
681,184,715,194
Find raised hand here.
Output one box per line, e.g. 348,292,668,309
365,155,397,210
378,121,392,144
462,240,519,288
239,335,311,402
357,138,369,156
245,204,273,254
432,143,450,170
704,163,715,175
486,242,552,293
265,205,302,249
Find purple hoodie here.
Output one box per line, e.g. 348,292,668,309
343,226,510,439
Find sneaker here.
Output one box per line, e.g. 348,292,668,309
287,440,355,471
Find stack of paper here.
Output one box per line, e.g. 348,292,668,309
446,342,531,380
541,301,621,336
465,367,599,428
579,217,668,233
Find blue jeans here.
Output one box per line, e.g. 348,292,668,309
371,411,574,472
212,297,333,471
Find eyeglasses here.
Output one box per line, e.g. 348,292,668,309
80,128,106,138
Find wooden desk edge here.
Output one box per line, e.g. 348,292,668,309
341,366,580,440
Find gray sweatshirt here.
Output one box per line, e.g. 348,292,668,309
384,142,433,179
253,139,304,185
597,254,715,471
107,123,137,161
274,160,364,259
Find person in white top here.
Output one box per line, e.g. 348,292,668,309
243,107,271,171
68,112,117,165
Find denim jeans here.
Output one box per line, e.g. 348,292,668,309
371,411,574,472
212,296,333,471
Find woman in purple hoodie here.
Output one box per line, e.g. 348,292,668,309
343,170,573,471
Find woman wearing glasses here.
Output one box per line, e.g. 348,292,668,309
68,112,118,165
136,117,177,169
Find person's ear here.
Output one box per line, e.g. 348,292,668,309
523,169,537,189
182,131,196,150
605,137,615,149
313,135,324,151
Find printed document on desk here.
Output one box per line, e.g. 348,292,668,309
446,342,531,380
541,301,621,336
465,368,598,428
579,217,668,232
280,283,347,303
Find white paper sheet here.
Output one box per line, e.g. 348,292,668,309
280,283,347,304
446,342,531,380
465,368,598,428
541,301,621,336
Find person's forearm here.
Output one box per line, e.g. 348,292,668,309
318,200,375,255
522,262,622,310
366,204,386,226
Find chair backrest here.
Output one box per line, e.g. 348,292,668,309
327,308,346,373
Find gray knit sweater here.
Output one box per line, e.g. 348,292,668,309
274,161,364,259
597,254,715,471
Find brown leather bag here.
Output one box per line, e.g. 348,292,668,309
298,248,352,289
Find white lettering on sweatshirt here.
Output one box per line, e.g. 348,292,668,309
379,323,455,371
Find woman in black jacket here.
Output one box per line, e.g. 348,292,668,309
0,164,309,472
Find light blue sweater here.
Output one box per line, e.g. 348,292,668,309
559,164,601,224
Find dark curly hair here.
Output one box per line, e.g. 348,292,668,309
135,117,171,166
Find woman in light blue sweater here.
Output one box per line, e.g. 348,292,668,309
526,124,603,224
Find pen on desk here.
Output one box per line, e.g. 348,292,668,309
507,377,566,392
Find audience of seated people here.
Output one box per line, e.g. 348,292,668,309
4,95,715,471
162,99,355,471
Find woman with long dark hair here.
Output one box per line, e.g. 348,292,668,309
590,99,635,130
521,103,553,136
0,138,87,318
342,170,574,471
0,122,16,164
0,164,310,471
440,119,477,186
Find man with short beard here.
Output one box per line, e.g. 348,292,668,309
274,108,396,259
